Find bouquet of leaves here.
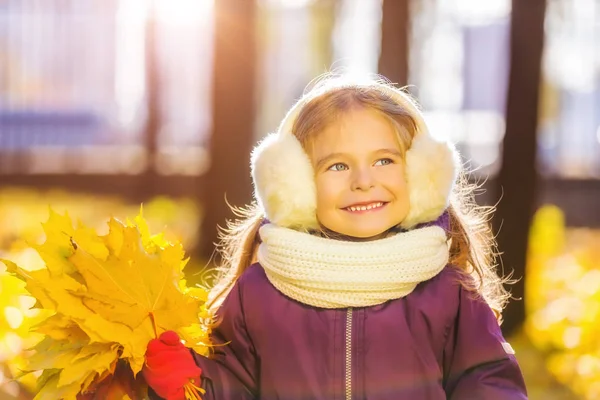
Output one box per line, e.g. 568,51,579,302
1,209,211,399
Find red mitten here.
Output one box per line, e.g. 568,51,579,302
143,331,203,400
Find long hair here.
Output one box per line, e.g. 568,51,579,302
207,77,511,319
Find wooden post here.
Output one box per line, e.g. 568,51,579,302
200,0,257,261
494,0,547,336
378,0,410,87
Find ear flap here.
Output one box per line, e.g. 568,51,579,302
399,133,461,229
251,133,319,230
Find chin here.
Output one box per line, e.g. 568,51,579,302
344,224,394,240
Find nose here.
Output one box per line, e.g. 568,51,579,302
351,166,375,191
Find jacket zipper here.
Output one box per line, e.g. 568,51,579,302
345,307,353,400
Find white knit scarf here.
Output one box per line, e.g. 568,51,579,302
257,224,450,309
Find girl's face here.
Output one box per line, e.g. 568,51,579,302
310,107,410,240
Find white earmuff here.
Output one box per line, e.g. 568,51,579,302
251,132,319,230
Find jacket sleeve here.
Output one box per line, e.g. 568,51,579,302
194,278,259,400
443,284,528,399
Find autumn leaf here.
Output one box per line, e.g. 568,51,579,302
2,209,211,400
0,260,47,394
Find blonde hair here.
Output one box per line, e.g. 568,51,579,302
207,78,511,321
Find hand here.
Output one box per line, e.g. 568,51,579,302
143,331,203,400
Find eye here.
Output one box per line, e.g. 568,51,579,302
328,163,348,171
374,158,394,166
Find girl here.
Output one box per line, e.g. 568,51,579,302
143,75,528,399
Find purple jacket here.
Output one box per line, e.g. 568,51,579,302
186,264,528,399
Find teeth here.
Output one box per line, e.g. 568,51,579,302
347,202,383,212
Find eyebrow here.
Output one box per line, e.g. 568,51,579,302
375,148,403,158
315,152,346,171
315,148,403,171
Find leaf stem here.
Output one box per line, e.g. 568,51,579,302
149,312,158,339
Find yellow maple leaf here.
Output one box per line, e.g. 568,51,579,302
2,209,210,399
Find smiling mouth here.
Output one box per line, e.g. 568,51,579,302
343,202,387,213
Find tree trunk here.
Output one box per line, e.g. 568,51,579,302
378,0,410,87
494,0,547,336
142,3,160,198
200,0,257,261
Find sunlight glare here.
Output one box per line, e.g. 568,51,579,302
116,0,147,129
117,0,147,23
451,0,511,24
155,0,214,25
4,306,23,330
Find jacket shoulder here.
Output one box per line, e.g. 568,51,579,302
238,263,269,287
235,263,280,309
412,266,465,304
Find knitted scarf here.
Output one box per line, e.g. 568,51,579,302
257,223,449,309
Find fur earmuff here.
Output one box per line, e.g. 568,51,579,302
251,133,319,230
251,79,461,230
399,133,461,229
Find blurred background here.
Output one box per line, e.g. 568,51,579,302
0,0,598,398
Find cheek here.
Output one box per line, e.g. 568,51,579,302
379,167,408,194
395,177,409,198
315,174,345,209
395,182,410,207
391,178,410,211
